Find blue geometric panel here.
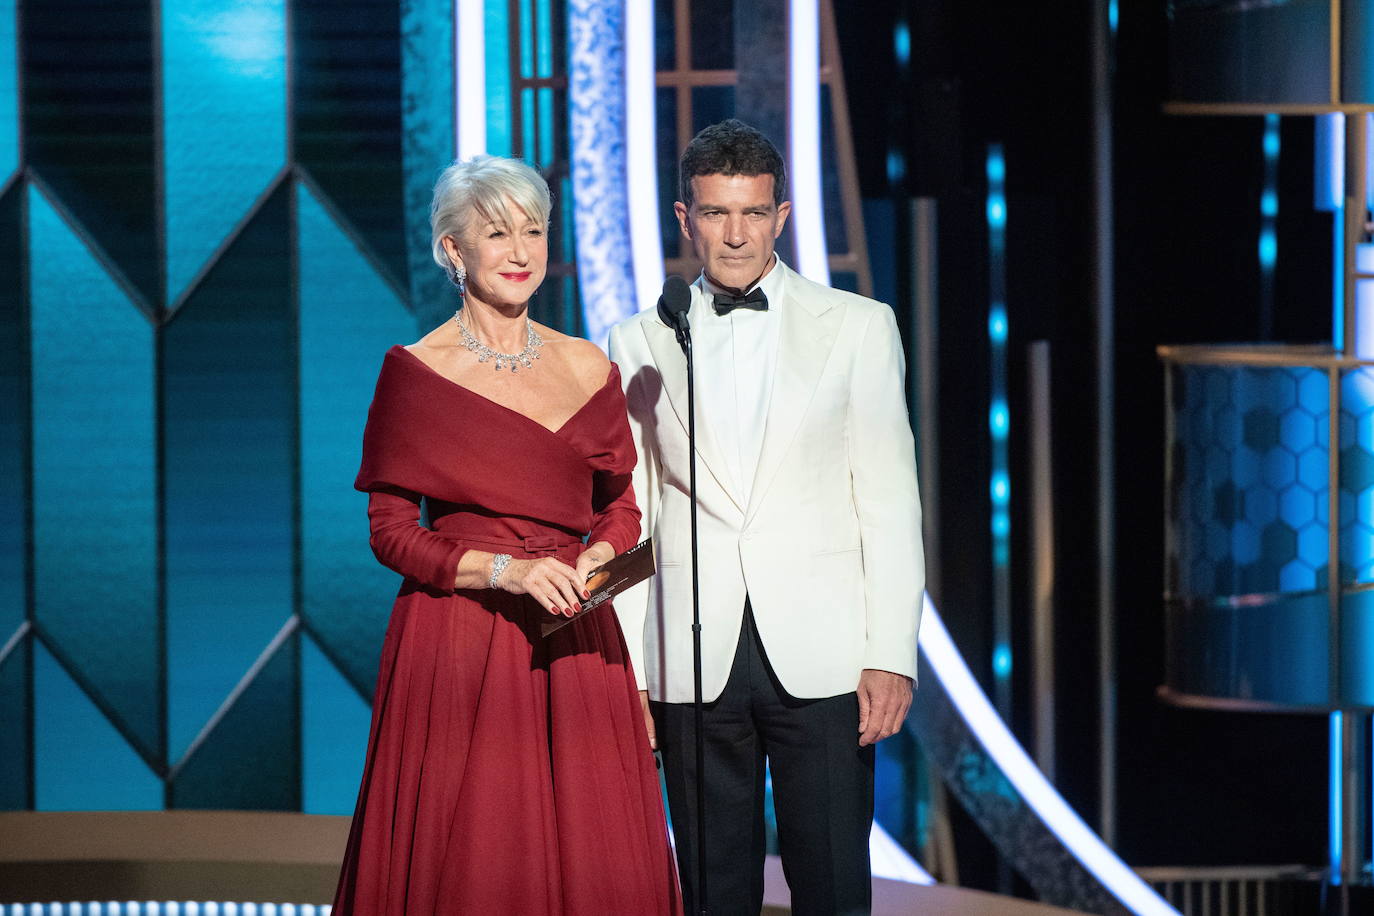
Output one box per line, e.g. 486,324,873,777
399,0,454,326
292,0,404,292
163,185,294,764
22,1,157,304
298,181,414,694
33,641,161,811
0,0,15,181
485,0,513,156
1340,367,1374,584
302,632,370,815
0,183,23,642
28,184,160,763
163,0,287,304
1169,364,1322,600
170,630,299,810
0,636,30,809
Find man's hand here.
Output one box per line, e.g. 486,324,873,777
639,689,657,750
857,669,912,747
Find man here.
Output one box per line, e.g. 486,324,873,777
609,119,924,915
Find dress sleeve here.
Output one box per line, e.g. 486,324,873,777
367,486,471,593
586,373,643,555
588,470,640,555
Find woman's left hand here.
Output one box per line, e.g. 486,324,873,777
575,541,615,584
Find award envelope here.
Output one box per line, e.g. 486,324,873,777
541,538,656,637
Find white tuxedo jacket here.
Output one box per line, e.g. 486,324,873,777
608,262,924,703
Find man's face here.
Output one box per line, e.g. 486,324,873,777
674,173,791,293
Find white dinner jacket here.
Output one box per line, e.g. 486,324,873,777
608,261,924,704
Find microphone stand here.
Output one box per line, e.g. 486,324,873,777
670,317,708,916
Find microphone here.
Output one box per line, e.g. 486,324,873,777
657,275,692,350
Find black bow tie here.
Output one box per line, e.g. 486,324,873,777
713,288,769,315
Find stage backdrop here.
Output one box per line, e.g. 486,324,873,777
0,0,487,814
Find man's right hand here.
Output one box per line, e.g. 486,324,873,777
639,689,657,750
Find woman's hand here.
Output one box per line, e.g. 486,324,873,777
574,541,615,584
496,556,590,617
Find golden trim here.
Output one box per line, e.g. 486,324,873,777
1156,343,1374,367
1164,102,1374,116
1157,686,1371,715
1333,0,1343,106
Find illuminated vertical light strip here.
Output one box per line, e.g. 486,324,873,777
535,0,554,167
1332,710,1344,882
987,144,1012,706
1316,114,1345,349
1108,0,1119,36
483,0,512,156
625,0,665,311
567,0,636,347
454,0,487,158
788,0,830,284
1258,114,1279,337
919,596,1179,915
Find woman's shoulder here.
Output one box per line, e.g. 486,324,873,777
536,325,612,385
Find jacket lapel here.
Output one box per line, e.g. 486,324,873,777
643,298,745,512
745,265,841,523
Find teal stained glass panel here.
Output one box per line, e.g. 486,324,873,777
302,632,370,815
0,638,29,809
163,187,294,764
34,642,161,810
0,185,22,642
29,184,160,763
298,182,413,694
485,0,512,156
0,0,15,180
162,0,287,303
170,631,299,810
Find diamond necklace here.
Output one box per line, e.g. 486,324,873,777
452,308,543,372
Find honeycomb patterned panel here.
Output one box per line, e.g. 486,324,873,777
1170,364,1325,600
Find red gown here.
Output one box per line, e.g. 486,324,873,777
332,346,681,915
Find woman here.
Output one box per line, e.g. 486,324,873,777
332,155,681,915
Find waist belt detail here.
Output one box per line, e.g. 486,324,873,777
439,532,583,557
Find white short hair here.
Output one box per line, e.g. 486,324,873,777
429,155,552,271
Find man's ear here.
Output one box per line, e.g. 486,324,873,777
673,201,692,239
773,201,792,238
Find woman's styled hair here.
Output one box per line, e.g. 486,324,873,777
429,155,552,271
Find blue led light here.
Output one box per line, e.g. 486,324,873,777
992,509,1011,537
1263,115,1280,159
886,149,906,185
1109,0,1118,34
894,21,911,67
986,149,1006,184
1331,711,1343,883
993,643,1012,678
1261,190,1278,218
987,195,1006,228
990,400,1009,438
1259,229,1277,268
989,305,1008,343
991,471,1010,505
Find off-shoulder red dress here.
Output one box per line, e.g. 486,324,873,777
332,346,681,915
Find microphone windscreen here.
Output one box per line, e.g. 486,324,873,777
658,275,692,327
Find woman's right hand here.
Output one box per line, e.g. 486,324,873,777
496,556,590,617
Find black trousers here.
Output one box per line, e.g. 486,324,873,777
652,604,875,916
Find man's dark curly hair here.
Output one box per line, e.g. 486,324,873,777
678,119,787,208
